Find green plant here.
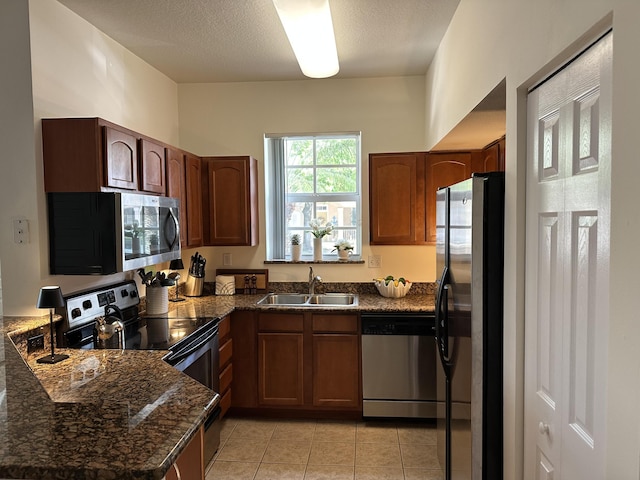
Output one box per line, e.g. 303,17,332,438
332,239,353,252
290,233,301,245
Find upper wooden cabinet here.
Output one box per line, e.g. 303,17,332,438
425,152,474,244
370,139,504,245
167,148,203,248
480,136,506,172
139,139,166,194
202,156,258,246
42,117,166,194
104,126,138,190
369,152,426,245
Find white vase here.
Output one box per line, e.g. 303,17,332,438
146,286,169,315
313,237,323,261
291,244,302,262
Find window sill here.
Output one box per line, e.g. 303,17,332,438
265,259,365,265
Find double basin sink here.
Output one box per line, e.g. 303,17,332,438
256,293,358,307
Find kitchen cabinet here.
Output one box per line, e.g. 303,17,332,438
166,148,203,248
42,117,165,194
218,315,232,418
202,156,258,246
312,314,360,408
480,136,506,172
370,142,505,245
139,138,166,194
165,425,204,480
257,313,305,406
369,152,427,244
425,151,474,243
251,311,361,412
229,310,258,409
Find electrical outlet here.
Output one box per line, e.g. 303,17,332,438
368,255,381,268
27,334,45,353
223,253,232,266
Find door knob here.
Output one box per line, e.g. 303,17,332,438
538,421,550,435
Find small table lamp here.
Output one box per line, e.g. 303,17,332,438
169,258,185,302
36,285,68,364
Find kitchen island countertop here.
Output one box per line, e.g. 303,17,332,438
0,291,433,479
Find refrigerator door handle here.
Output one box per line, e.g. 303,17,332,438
435,272,451,377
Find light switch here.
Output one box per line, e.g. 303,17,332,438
223,253,232,266
368,255,381,268
13,217,29,244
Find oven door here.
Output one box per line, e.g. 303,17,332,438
163,319,220,466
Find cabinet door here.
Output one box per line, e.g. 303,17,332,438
166,426,204,480
166,147,188,247
205,156,258,246
140,139,166,194
230,311,257,408
425,152,472,243
185,153,203,247
312,334,360,408
369,153,426,244
258,333,304,406
480,139,505,173
104,126,138,190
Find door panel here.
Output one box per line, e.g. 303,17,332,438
525,32,611,480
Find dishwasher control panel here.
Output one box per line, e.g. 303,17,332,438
361,313,434,335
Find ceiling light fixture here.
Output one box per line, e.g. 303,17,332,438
273,0,339,79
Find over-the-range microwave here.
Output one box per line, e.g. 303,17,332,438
47,192,180,275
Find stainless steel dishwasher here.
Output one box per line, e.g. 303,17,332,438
361,312,437,418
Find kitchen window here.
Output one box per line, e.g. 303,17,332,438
265,133,361,261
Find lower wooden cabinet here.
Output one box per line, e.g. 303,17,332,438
218,315,232,418
229,311,258,409
258,332,304,406
165,425,204,480
253,311,360,412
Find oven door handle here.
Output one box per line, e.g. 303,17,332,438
165,327,218,365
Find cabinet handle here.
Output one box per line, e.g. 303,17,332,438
538,421,550,435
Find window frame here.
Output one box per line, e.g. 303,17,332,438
265,132,362,261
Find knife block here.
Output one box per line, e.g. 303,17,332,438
184,274,204,297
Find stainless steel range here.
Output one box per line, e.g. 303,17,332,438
56,280,221,465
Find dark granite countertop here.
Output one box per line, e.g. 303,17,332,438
0,285,434,479
1,315,218,480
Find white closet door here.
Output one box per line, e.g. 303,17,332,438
524,32,612,480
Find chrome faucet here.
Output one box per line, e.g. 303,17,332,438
308,267,322,295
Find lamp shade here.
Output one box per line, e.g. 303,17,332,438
170,258,184,270
36,286,65,309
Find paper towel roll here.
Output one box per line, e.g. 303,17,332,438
215,275,236,295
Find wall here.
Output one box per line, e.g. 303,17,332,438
0,0,179,316
178,77,435,284
425,0,640,478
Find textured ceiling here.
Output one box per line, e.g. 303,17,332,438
56,0,461,83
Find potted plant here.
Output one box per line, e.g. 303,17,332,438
290,233,302,262
332,239,353,260
308,218,333,261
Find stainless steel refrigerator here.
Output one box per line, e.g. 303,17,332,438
434,172,504,480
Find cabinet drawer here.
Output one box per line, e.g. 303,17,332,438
258,313,304,332
219,389,232,418
312,314,358,333
219,338,232,369
218,315,231,342
219,363,233,393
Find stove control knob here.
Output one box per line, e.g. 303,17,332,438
71,308,82,318
130,290,138,298
121,289,129,298
82,300,92,310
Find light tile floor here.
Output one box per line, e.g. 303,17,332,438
206,416,443,480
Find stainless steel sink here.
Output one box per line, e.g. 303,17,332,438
256,293,309,305
256,293,358,307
